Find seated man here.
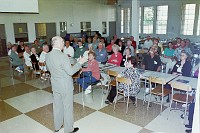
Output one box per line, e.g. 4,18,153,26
39,44,49,79
9,44,24,72
142,46,161,72
161,42,175,73
95,42,107,64
74,40,86,59
92,36,99,50
23,45,32,68
142,35,153,51
152,38,161,55
63,40,74,58
33,39,42,55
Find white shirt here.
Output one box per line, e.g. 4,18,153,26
39,51,47,71
63,46,74,58
83,50,89,60
23,51,32,67
123,46,135,56
143,40,153,49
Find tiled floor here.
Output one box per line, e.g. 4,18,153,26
0,57,187,133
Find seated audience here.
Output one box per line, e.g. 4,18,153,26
142,35,153,50
118,40,125,54
17,41,25,53
152,38,161,55
77,52,100,94
120,48,132,67
106,39,115,55
7,42,12,56
162,42,175,73
30,47,39,71
130,36,137,50
83,44,93,60
108,44,123,66
174,40,192,62
92,37,99,50
74,40,86,59
100,37,106,47
9,45,24,72
72,37,78,49
105,57,141,104
171,51,192,77
39,44,49,72
123,40,134,56
63,40,74,58
23,45,32,68
142,46,161,72
185,39,194,54
95,43,107,63
82,37,88,49
173,37,181,49
33,39,42,55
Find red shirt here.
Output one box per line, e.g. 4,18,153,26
82,59,100,80
108,52,123,66
132,41,137,49
106,44,113,51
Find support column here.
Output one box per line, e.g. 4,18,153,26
28,22,36,43
131,0,140,49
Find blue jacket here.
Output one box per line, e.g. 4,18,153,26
95,48,107,63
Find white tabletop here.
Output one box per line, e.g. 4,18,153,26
99,63,117,71
141,70,178,83
169,76,198,89
108,67,126,73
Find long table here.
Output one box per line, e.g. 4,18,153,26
169,76,198,89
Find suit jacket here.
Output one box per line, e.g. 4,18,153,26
45,49,81,93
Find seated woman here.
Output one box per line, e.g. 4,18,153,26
95,42,107,64
9,44,24,72
120,48,132,67
107,44,123,66
171,50,192,77
77,52,100,94
83,43,93,60
105,57,141,104
118,40,125,54
30,47,40,71
161,42,175,73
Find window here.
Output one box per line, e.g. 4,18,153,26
197,5,200,36
139,7,141,33
80,22,91,32
60,22,67,37
143,6,154,34
102,21,107,34
13,23,29,42
120,8,130,33
181,4,196,35
156,5,168,34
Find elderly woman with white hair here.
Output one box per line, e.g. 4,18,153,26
107,44,123,66
83,43,93,60
123,40,135,56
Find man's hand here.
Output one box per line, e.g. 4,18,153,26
78,56,87,65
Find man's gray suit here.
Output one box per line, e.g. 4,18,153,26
46,49,81,133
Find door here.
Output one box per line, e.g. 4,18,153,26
109,21,116,41
0,24,7,57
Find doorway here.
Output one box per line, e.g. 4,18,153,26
109,21,116,41
0,24,7,57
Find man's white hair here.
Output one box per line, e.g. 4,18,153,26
51,36,64,48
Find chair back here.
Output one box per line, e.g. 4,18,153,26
107,70,118,77
116,77,132,85
171,82,192,92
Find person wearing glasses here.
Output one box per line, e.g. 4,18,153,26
171,51,192,77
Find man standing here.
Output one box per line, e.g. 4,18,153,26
45,36,86,133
